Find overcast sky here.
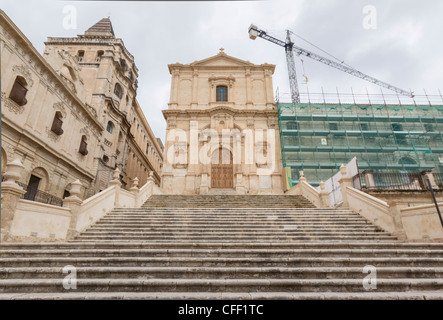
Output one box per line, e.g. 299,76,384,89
2,0,443,142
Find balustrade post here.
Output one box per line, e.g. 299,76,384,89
63,179,83,240
1,159,26,242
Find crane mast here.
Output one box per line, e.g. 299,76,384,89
248,24,414,104
284,31,300,103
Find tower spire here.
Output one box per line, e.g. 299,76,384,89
84,17,115,38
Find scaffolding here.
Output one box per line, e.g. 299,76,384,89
278,91,443,187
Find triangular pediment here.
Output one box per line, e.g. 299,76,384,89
190,52,254,68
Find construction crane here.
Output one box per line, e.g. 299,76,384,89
248,24,414,104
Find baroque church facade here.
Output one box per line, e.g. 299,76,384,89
161,49,284,194
0,11,163,201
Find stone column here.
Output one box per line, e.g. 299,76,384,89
1,159,26,242
362,170,375,189
191,70,198,108
338,164,353,208
171,68,180,106
319,181,330,208
63,179,83,240
245,69,253,108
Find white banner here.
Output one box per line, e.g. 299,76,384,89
316,157,359,208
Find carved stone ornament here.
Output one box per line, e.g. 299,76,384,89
12,65,34,87
80,127,90,140
53,102,67,118
46,126,62,143
1,91,25,114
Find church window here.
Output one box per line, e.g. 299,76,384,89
79,135,88,156
77,50,85,61
107,121,114,134
216,85,228,102
96,50,104,61
114,83,123,99
9,76,28,106
51,111,64,135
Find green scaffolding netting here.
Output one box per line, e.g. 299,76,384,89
277,102,443,183
278,102,443,112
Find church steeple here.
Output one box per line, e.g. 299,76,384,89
84,18,115,38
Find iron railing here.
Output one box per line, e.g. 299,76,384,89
360,172,427,192
16,181,64,207
2,177,63,207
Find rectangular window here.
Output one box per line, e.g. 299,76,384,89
329,123,338,131
216,86,228,102
79,138,88,156
51,116,64,135
359,123,369,131
9,80,28,106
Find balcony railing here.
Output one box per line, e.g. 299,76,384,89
2,177,63,207
16,182,64,207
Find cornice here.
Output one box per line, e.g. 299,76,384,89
0,10,104,133
1,117,96,180
162,105,278,118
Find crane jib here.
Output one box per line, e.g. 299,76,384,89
249,24,414,100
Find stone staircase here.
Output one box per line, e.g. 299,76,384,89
0,194,442,299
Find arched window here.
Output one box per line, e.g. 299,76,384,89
9,76,28,106
77,50,85,61
120,59,127,72
114,83,123,99
399,156,417,165
216,85,228,102
96,50,104,62
146,143,150,154
106,121,114,134
51,111,64,135
79,135,88,156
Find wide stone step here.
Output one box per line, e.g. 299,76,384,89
94,222,375,228
101,216,370,224
3,256,438,268
79,230,391,237
2,248,441,258
6,241,442,250
1,291,442,300
111,210,356,214
87,226,383,233
1,267,442,280
74,235,397,242
1,278,442,293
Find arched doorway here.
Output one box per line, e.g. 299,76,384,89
211,147,233,188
